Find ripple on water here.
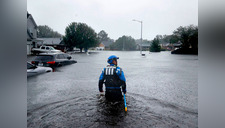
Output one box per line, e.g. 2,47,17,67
27,93,197,128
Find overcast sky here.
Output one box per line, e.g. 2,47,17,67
27,0,198,40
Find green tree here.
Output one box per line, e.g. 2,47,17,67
189,27,198,49
98,30,109,42
150,37,161,52
110,36,136,50
63,22,99,52
156,35,163,40
37,25,62,38
169,35,179,44
173,25,198,49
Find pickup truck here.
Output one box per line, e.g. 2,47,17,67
31,46,61,55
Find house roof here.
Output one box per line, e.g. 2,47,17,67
27,12,37,39
39,38,64,45
27,12,37,28
135,39,151,45
173,43,182,47
136,40,151,47
99,43,105,47
102,40,113,47
137,43,151,47
173,41,182,46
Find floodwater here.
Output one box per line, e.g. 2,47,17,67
27,51,198,128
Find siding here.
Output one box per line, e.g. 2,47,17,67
27,16,37,39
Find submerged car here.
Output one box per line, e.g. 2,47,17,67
31,53,77,68
27,62,52,77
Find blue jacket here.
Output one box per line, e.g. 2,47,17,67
99,64,126,93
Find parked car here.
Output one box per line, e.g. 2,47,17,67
31,53,77,68
31,45,61,55
27,62,52,77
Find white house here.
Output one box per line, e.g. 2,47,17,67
96,43,105,50
27,12,43,55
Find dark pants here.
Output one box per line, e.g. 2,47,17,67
105,89,122,101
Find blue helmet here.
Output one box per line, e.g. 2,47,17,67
107,55,119,64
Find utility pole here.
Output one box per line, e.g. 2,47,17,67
132,19,143,55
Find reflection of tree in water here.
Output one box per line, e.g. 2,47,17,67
96,94,126,126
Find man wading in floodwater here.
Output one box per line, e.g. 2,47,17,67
98,55,126,101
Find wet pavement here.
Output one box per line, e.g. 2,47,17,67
27,51,198,128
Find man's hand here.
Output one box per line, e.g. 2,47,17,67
100,91,104,96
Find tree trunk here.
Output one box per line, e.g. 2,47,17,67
80,48,83,53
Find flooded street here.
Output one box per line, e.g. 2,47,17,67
27,51,198,127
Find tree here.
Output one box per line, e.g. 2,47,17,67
63,22,99,52
173,25,198,49
169,35,179,44
189,27,198,49
98,30,109,42
154,34,179,45
156,35,163,40
110,36,136,50
150,37,161,52
37,25,62,38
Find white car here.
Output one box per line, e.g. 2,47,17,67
27,62,52,77
31,46,61,55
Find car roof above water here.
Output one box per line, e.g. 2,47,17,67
38,52,67,56
36,53,71,60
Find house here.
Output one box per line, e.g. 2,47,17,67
160,41,182,51
171,41,182,50
137,43,151,51
37,38,66,52
136,40,151,51
96,43,105,50
160,43,171,50
101,40,113,50
27,12,43,55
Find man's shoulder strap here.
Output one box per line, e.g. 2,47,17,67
104,66,116,75
115,66,122,76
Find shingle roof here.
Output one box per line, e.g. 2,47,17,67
27,12,30,19
39,38,63,45
135,39,151,47
102,40,113,47
137,43,151,47
27,12,37,27
141,43,151,47
27,12,38,39
173,42,182,47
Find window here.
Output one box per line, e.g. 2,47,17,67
27,63,36,69
56,54,61,59
56,54,64,59
29,28,33,35
34,55,54,61
41,47,45,49
63,54,69,58
59,54,65,59
46,47,49,50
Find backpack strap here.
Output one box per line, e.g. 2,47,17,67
104,66,116,76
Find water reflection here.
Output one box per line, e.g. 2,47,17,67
96,94,126,126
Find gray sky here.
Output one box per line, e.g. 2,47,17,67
28,0,198,40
